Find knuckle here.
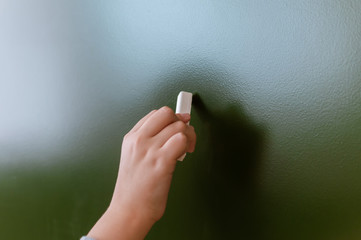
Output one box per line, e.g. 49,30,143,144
174,121,186,132
133,134,144,146
124,133,144,148
123,132,132,142
148,109,157,116
177,132,187,143
160,106,174,118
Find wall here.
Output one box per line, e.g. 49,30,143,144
1,0,361,239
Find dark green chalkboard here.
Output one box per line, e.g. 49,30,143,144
1,1,361,239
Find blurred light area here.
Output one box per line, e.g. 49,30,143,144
0,1,79,164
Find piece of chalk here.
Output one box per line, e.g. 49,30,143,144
175,91,193,161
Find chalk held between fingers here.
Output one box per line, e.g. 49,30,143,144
175,91,193,161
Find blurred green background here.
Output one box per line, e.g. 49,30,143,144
1,0,361,239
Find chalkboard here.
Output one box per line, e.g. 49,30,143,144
1,1,361,239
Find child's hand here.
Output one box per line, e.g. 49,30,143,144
87,107,196,240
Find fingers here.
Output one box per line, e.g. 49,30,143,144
175,113,195,152
176,113,191,123
129,107,196,164
130,110,156,133
160,132,188,161
140,106,178,137
156,121,196,153
187,125,196,153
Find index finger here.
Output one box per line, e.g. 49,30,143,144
139,106,178,137
130,110,156,133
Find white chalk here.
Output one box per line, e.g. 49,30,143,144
175,91,193,161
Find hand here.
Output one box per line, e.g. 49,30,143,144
112,106,196,221
88,106,196,240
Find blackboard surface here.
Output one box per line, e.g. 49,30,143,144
1,1,361,239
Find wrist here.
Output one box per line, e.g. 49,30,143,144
88,202,155,240
109,191,158,226
108,200,156,227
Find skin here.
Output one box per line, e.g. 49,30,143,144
87,106,197,240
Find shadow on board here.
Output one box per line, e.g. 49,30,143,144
145,65,267,240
